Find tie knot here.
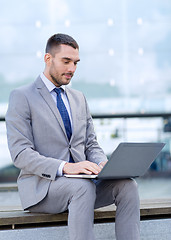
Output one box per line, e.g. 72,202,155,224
54,88,62,95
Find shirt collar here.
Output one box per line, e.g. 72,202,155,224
40,72,66,93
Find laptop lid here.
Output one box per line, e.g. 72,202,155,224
97,142,165,179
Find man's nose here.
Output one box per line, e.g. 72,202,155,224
68,62,77,73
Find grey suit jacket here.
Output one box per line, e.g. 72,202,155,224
5,76,107,209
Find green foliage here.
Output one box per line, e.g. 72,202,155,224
0,75,34,102
72,80,122,99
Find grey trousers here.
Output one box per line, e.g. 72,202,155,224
29,177,140,240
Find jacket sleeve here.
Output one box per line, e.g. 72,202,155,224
5,89,62,181
84,96,108,164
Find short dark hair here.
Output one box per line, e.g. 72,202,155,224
45,33,79,55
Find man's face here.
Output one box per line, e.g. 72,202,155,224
44,44,80,87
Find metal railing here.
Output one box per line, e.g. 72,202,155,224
92,112,171,119
1,112,171,121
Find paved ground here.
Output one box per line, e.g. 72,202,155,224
0,219,171,240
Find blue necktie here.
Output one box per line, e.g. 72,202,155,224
54,88,74,162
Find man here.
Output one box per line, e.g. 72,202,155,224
6,33,140,240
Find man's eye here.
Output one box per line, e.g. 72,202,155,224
64,61,69,64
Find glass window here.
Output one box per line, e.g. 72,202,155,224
0,0,171,114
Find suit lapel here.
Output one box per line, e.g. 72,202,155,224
65,88,77,141
35,77,68,139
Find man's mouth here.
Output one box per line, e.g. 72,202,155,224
63,73,73,79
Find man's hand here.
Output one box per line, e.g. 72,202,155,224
99,160,108,169
63,161,102,175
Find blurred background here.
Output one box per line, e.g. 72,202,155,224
0,0,171,200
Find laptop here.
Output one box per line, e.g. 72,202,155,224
64,142,165,179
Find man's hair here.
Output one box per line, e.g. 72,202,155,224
45,33,79,55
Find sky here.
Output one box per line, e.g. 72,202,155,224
0,0,171,113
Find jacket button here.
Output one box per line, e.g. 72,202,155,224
42,174,51,178
69,145,71,149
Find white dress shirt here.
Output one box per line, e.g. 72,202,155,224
40,72,72,176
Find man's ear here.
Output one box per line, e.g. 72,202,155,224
44,53,52,65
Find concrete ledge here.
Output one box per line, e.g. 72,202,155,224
0,183,18,192
0,199,171,230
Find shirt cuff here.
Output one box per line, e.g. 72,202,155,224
56,161,66,177
98,161,104,165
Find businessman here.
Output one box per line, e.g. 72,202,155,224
6,33,140,240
